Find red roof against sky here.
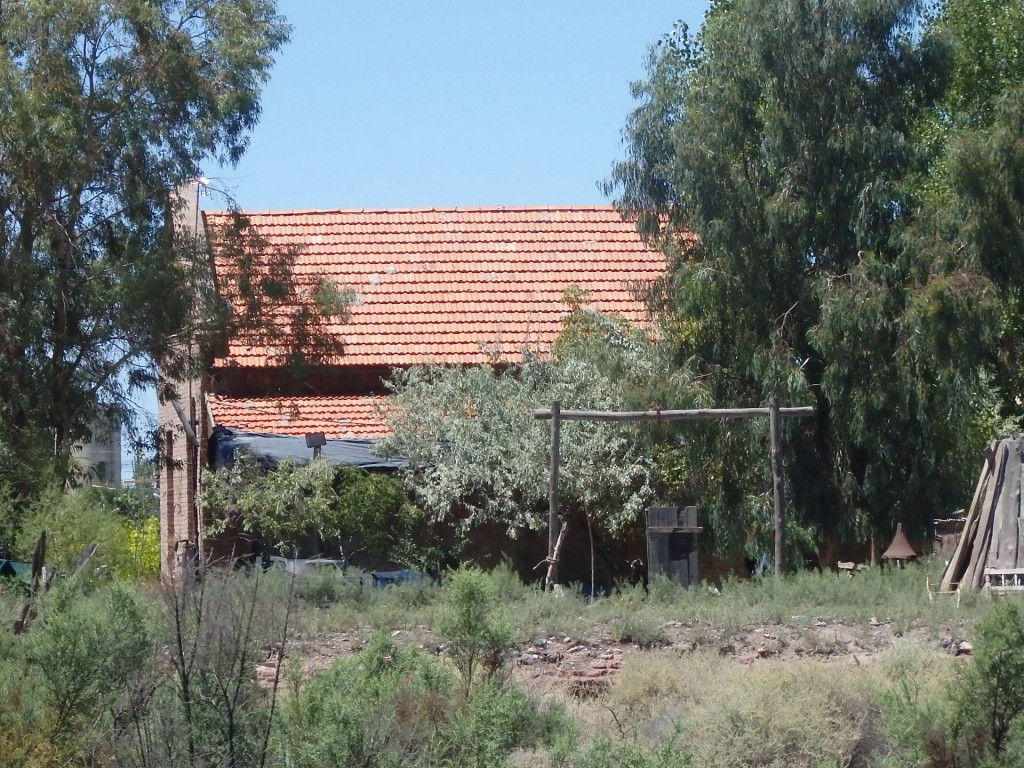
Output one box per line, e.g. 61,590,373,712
204,206,664,368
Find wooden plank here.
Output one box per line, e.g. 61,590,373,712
941,447,990,590
532,406,815,422
648,507,679,528
647,530,669,579
945,442,996,589
771,396,786,576
688,531,699,586
547,400,560,585
995,440,1021,569
966,442,1007,589
646,526,703,534
1019,445,1024,568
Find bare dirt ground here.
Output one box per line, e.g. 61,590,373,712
280,615,972,694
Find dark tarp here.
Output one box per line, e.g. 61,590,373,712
211,425,408,471
0,560,31,582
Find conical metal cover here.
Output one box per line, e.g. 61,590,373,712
882,523,917,560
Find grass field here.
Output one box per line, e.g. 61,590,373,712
0,559,1016,767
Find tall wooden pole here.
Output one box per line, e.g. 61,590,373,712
770,395,786,576
548,400,561,586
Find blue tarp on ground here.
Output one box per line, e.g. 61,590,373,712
0,560,31,582
211,425,408,471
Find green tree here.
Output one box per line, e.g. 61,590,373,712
379,305,677,575
921,0,1024,427
0,1,303,499
608,0,996,557
202,455,418,559
934,0,1024,130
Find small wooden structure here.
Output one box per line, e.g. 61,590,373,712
647,506,702,586
941,438,1024,592
881,523,917,567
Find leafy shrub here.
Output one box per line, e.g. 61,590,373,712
0,580,154,766
17,486,159,578
877,646,957,768
131,570,287,768
946,601,1024,766
278,632,570,768
436,567,515,692
614,610,669,649
680,660,884,768
570,737,681,768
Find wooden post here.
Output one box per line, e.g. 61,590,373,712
770,395,786,576
548,400,561,586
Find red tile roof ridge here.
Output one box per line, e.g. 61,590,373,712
205,204,622,217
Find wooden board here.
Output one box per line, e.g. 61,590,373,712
942,446,992,590
964,442,1007,589
994,441,1022,569
1019,448,1024,568
646,506,699,587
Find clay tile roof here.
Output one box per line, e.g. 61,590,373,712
208,394,388,439
203,206,665,369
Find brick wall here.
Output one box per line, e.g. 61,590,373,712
158,182,209,581
158,381,206,580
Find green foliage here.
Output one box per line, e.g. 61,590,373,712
16,486,159,578
380,305,683,560
936,0,1024,129
278,631,569,768
0,0,291,497
571,738,681,768
27,581,153,742
121,570,290,768
436,567,515,693
608,0,994,552
947,601,1024,764
279,633,455,767
614,610,668,649
0,580,154,765
202,455,417,557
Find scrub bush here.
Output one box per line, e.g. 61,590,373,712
277,632,569,768
436,566,515,692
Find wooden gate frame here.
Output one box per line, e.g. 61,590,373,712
533,397,814,584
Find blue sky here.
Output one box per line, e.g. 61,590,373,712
211,1,711,212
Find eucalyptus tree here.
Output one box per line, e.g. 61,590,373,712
608,0,997,556
0,1,298,497
922,0,1024,424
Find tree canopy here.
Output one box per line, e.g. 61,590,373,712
0,1,294,496
379,301,677,558
606,0,1007,556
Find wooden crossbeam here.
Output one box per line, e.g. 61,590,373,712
532,406,815,422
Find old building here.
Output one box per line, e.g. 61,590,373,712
159,196,664,580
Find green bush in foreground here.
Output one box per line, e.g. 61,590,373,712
277,632,570,768
945,600,1024,767
436,566,515,693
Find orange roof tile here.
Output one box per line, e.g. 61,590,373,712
208,394,388,439
205,206,664,368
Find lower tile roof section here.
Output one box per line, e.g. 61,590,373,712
208,394,389,439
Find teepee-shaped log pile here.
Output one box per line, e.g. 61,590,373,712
941,438,1024,591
